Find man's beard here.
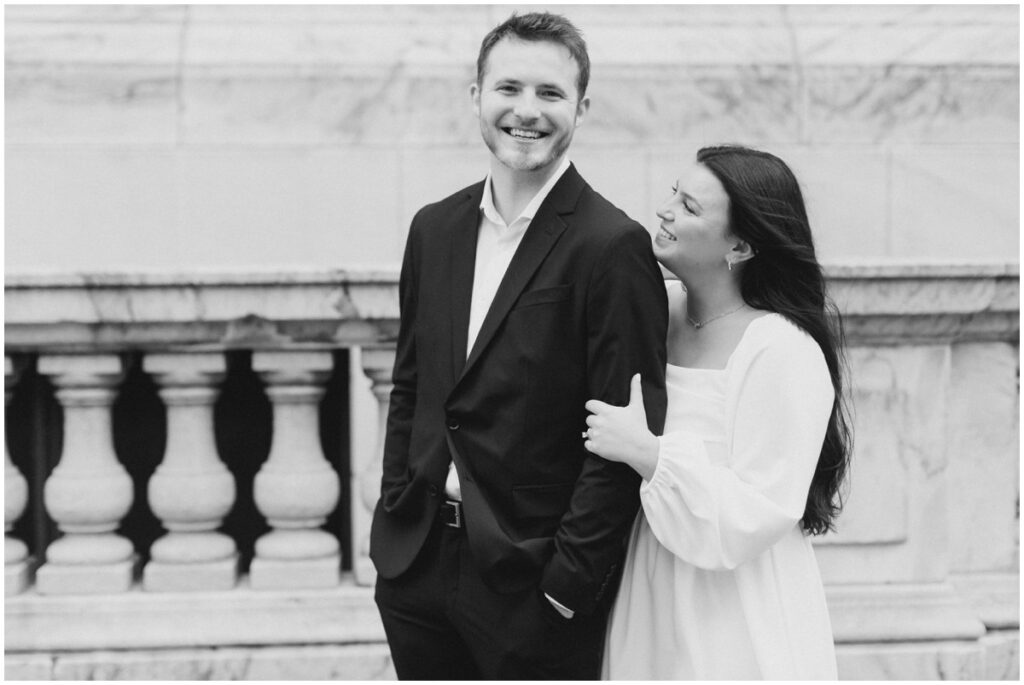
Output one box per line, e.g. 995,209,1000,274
480,123,573,172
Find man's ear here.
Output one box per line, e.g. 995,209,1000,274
470,82,480,116
729,240,756,265
574,96,590,128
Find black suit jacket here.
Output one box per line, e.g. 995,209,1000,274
370,164,668,616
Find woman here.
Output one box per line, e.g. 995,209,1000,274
586,146,852,680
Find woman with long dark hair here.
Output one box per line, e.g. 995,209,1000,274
585,145,852,679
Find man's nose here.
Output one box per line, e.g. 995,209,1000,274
512,93,541,121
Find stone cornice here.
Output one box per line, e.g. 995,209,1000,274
824,261,1019,345
4,266,401,352
4,262,1018,352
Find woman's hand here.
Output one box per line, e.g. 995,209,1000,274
584,374,660,481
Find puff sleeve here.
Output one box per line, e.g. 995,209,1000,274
639,323,834,570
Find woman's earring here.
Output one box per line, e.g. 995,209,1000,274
726,258,734,271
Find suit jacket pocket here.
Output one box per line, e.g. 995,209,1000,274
513,283,573,310
512,482,575,522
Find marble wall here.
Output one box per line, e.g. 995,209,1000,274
4,4,1019,271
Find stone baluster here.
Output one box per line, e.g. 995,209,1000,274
354,346,394,586
250,351,340,589
142,353,238,591
5,357,32,595
35,355,134,594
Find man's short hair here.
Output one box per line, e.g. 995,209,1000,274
476,12,590,100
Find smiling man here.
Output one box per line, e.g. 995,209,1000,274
472,33,583,183
370,12,669,679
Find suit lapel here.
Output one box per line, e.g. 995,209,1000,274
449,184,484,381
460,166,586,380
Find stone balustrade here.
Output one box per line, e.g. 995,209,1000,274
33,354,135,596
249,351,340,590
5,358,32,596
3,263,1019,680
142,352,236,592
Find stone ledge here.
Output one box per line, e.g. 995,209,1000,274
950,572,1021,630
2,653,53,681
978,630,1021,680
5,262,1017,352
9,576,1010,651
827,582,988,644
4,643,396,681
835,630,1019,680
4,267,402,352
6,638,1015,681
4,578,385,652
836,639,986,680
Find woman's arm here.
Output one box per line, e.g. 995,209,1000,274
583,373,660,480
585,326,834,570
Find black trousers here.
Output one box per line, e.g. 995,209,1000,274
374,516,608,680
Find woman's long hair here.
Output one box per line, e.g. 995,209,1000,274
698,145,852,535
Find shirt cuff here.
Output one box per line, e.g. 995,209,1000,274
544,593,575,619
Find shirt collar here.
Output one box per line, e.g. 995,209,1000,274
480,157,571,227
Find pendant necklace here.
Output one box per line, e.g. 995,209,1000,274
687,302,746,329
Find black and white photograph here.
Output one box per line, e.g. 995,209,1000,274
4,3,1019,680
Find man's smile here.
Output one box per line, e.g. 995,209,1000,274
503,127,548,141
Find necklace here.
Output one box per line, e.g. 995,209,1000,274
686,302,746,329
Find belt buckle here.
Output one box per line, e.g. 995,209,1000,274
445,500,463,528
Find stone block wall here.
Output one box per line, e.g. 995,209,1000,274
4,4,1019,271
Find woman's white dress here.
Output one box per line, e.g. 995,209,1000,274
602,313,838,680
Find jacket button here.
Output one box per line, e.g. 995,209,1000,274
428,485,439,497
448,421,459,430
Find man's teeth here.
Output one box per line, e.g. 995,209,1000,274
508,128,543,139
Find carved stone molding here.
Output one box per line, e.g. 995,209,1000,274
5,263,1017,352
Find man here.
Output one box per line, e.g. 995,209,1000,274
370,12,668,679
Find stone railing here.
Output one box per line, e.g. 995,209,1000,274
4,270,400,679
4,263,1019,680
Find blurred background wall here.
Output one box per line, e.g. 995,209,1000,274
5,4,1019,271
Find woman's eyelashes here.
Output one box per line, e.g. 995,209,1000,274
669,185,698,215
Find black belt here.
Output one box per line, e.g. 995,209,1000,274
439,500,464,529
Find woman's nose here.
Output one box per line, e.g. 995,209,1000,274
656,207,674,222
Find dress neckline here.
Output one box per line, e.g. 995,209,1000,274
667,312,778,372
